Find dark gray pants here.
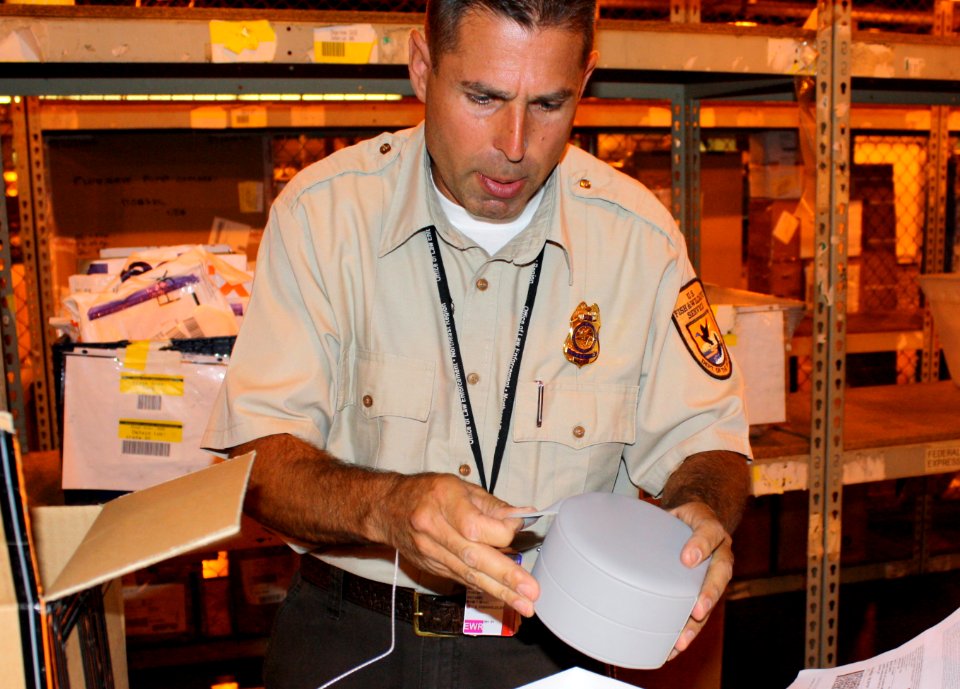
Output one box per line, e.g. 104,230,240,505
263,572,607,689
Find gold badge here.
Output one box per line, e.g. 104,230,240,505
671,278,732,380
564,302,600,367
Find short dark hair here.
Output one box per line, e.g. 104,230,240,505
426,0,597,68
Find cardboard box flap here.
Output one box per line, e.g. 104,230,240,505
705,283,805,312
705,283,806,339
31,505,102,596
38,453,253,602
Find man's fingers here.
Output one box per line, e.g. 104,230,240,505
420,535,538,616
393,474,538,615
665,500,736,660
673,616,706,654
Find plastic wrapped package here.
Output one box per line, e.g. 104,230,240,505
62,246,251,342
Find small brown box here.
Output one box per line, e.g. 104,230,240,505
231,548,297,636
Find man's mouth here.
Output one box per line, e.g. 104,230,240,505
478,173,525,200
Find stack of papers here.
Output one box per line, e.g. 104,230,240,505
787,605,960,688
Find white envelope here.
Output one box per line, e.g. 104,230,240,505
61,347,226,491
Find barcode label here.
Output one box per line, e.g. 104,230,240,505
122,440,171,457
180,316,204,338
320,41,346,57
137,394,162,411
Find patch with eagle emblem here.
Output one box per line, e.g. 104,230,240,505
671,279,732,380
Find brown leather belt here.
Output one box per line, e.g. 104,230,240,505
299,555,467,637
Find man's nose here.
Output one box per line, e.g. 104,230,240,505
495,105,527,163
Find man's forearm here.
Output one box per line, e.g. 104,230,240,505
229,432,537,610
231,433,406,547
660,450,750,533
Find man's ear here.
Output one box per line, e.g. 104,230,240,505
408,29,432,104
578,50,599,99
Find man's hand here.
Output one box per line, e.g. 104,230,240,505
665,501,733,659
659,449,750,661
234,433,538,618
377,473,539,617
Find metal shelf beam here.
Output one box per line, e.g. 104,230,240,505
0,11,957,89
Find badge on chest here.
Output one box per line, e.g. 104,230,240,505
563,301,601,367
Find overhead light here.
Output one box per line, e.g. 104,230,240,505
38,93,404,103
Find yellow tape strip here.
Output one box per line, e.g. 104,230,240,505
123,341,151,371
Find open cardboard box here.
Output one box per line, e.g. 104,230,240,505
2,409,254,689
706,284,805,426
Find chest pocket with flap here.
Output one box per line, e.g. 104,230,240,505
337,350,435,469
510,381,639,499
513,382,639,448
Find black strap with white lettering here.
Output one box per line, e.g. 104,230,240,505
425,226,543,495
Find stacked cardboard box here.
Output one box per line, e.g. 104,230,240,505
746,132,805,301
121,544,297,648
746,199,804,300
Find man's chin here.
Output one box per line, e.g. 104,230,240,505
465,197,528,223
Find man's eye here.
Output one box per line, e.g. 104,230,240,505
468,94,492,106
538,101,563,112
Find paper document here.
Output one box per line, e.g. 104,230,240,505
786,605,960,689
518,667,637,688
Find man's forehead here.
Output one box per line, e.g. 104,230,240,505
436,11,588,70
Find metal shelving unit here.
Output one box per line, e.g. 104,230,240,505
1,2,959,674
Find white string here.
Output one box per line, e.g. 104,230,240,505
316,549,401,689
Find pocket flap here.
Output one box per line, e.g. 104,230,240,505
513,382,639,449
342,350,435,421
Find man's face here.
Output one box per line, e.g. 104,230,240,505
409,11,597,222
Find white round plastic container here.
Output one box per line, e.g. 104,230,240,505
531,492,709,669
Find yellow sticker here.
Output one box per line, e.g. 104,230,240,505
209,20,276,56
123,341,151,371
313,24,377,64
119,374,185,397
671,278,732,380
118,419,183,444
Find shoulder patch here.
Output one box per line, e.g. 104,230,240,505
671,278,732,380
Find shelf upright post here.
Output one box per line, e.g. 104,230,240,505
807,0,851,670
921,0,954,383
670,86,702,272
670,0,701,24
0,131,28,447
11,97,58,452
912,0,958,578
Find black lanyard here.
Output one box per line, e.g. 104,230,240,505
425,227,544,495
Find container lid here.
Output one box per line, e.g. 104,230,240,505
532,492,709,669
549,492,705,597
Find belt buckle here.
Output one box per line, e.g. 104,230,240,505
412,591,459,638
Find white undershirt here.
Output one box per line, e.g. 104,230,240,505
432,173,545,255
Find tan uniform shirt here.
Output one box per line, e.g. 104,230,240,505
203,123,751,592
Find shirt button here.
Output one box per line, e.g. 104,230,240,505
572,425,585,439
467,372,480,385
379,143,392,154
362,394,374,408
458,464,472,477
579,179,591,189
476,278,489,291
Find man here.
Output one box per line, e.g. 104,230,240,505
203,1,751,687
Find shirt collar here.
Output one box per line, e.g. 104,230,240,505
378,122,573,280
